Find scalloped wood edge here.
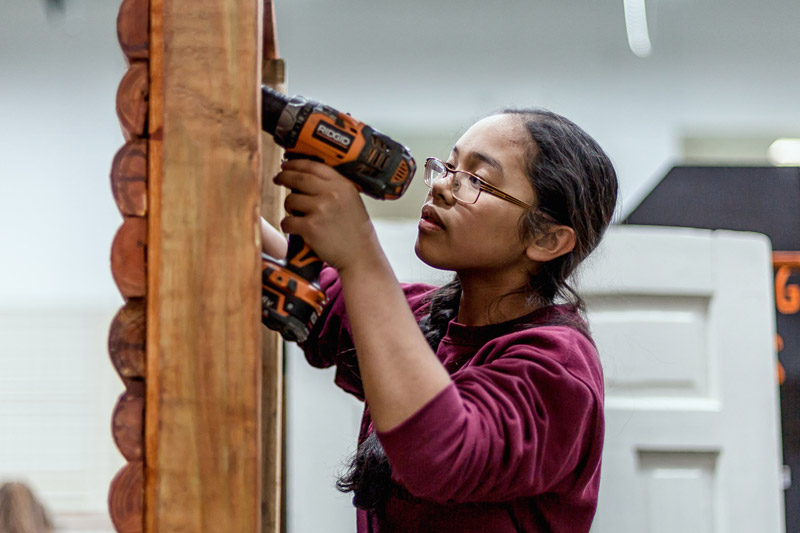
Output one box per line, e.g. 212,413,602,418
111,139,148,217
111,217,147,298
109,461,144,533
118,0,149,63
116,61,149,141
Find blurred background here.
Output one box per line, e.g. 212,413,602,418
1,0,798,531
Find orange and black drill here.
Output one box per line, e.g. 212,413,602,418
261,86,416,342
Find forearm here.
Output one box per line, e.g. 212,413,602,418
260,217,288,258
338,247,452,432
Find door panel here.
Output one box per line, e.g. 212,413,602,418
583,226,785,533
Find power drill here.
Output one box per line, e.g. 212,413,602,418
261,86,416,342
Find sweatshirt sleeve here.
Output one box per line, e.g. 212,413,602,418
298,265,363,399
299,265,437,401
376,327,604,504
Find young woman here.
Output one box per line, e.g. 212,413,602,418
262,109,618,532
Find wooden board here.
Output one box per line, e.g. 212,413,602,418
145,0,263,531
260,56,286,533
261,5,286,531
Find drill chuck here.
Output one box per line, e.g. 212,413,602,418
261,86,289,134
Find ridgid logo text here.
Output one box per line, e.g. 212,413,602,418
313,122,354,152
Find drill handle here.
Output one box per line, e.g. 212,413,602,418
284,234,324,281
280,152,326,280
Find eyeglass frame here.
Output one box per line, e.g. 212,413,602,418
423,157,534,210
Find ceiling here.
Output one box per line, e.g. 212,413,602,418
271,0,800,212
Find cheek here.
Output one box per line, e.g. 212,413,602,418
471,209,524,243
468,212,531,264
413,202,529,269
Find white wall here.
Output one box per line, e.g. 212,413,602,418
1,0,127,309
0,1,127,530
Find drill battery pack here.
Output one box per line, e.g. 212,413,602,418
261,253,328,343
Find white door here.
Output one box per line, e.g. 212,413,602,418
581,226,785,533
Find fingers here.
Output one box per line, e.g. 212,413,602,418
272,159,366,252
283,191,317,216
279,213,306,237
273,159,344,194
280,191,325,240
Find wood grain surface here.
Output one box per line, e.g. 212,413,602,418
145,1,263,531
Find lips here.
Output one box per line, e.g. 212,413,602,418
420,204,445,230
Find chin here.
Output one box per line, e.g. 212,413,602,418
414,238,453,271
413,237,428,263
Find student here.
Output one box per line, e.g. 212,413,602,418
262,108,618,532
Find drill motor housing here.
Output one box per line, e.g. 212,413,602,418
262,86,415,200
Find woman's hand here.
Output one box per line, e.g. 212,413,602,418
273,159,381,272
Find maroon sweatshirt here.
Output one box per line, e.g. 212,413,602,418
302,267,605,533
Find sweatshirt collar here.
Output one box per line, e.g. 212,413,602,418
443,304,577,346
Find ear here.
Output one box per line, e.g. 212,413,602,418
525,225,576,263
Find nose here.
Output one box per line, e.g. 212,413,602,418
430,173,456,204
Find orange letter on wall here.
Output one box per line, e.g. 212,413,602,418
775,266,800,315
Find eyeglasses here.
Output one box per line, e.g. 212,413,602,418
423,157,533,210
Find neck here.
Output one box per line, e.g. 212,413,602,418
455,268,538,326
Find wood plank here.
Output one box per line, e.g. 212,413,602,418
146,1,262,531
260,57,286,533
262,0,278,61
144,0,163,529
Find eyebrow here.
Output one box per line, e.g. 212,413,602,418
451,146,504,174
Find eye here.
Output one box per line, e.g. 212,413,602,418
466,174,482,189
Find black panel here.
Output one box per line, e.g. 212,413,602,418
625,166,800,251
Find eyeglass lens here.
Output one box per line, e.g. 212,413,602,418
425,158,481,204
